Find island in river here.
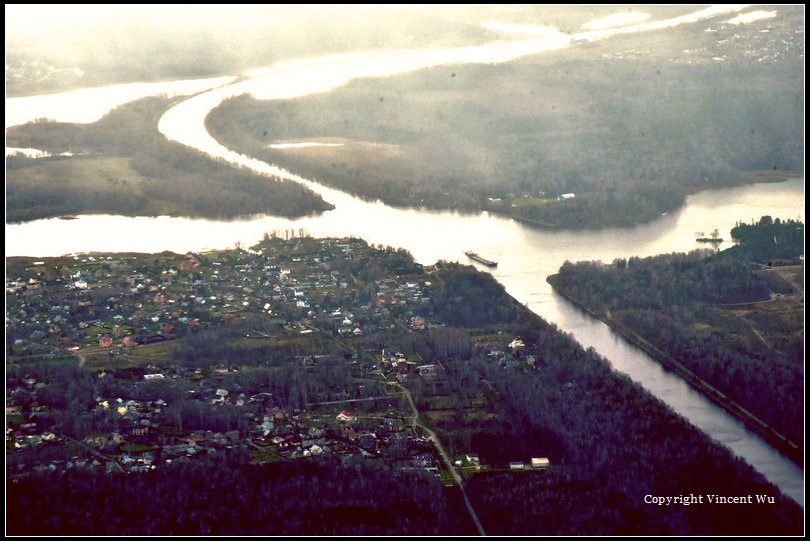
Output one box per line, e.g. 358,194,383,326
6,236,802,535
547,216,804,466
5,97,332,223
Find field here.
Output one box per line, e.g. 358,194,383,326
722,265,804,362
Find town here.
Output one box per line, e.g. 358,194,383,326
7,235,550,483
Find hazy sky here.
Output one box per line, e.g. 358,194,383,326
5,4,472,44
9,5,779,92
6,4,489,78
5,5,638,57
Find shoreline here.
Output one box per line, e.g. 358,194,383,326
683,170,804,197
225,139,807,231
12,160,784,228
5,205,334,226
545,273,804,468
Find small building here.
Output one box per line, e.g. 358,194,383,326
508,338,525,350
558,193,576,201
336,411,355,423
418,364,437,378
309,444,324,456
509,461,524,470
260,421,275,436
466,453,480,464
181,257,200,271
531,457,550,469
382,418,404,432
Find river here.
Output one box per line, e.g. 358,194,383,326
5,5,803,505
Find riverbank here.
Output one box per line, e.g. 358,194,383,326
546,272,803,467
684,170,805,196
6,97,333,223
205,24,802,230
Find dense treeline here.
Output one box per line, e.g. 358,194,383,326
726,216,805,265
207,24,803,229
6,97,332,222
465,360,802,536
553,250,771,308
548,226,804,444
8,454,471,535
430,263,520,327
612,305,802,443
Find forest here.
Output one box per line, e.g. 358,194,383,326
395,267,801,534
725,216,805,265
6,97,332,222
548,217,804,449
206,9,803,229
8,454,472,535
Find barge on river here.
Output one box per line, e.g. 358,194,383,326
464,251,498,268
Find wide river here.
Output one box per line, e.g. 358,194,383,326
5,5,804,505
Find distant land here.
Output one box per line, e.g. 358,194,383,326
4,6,699,97
547,216,804,464
6,236,802,534
6,6,803,229
5,97,331,223
207,6,803,229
